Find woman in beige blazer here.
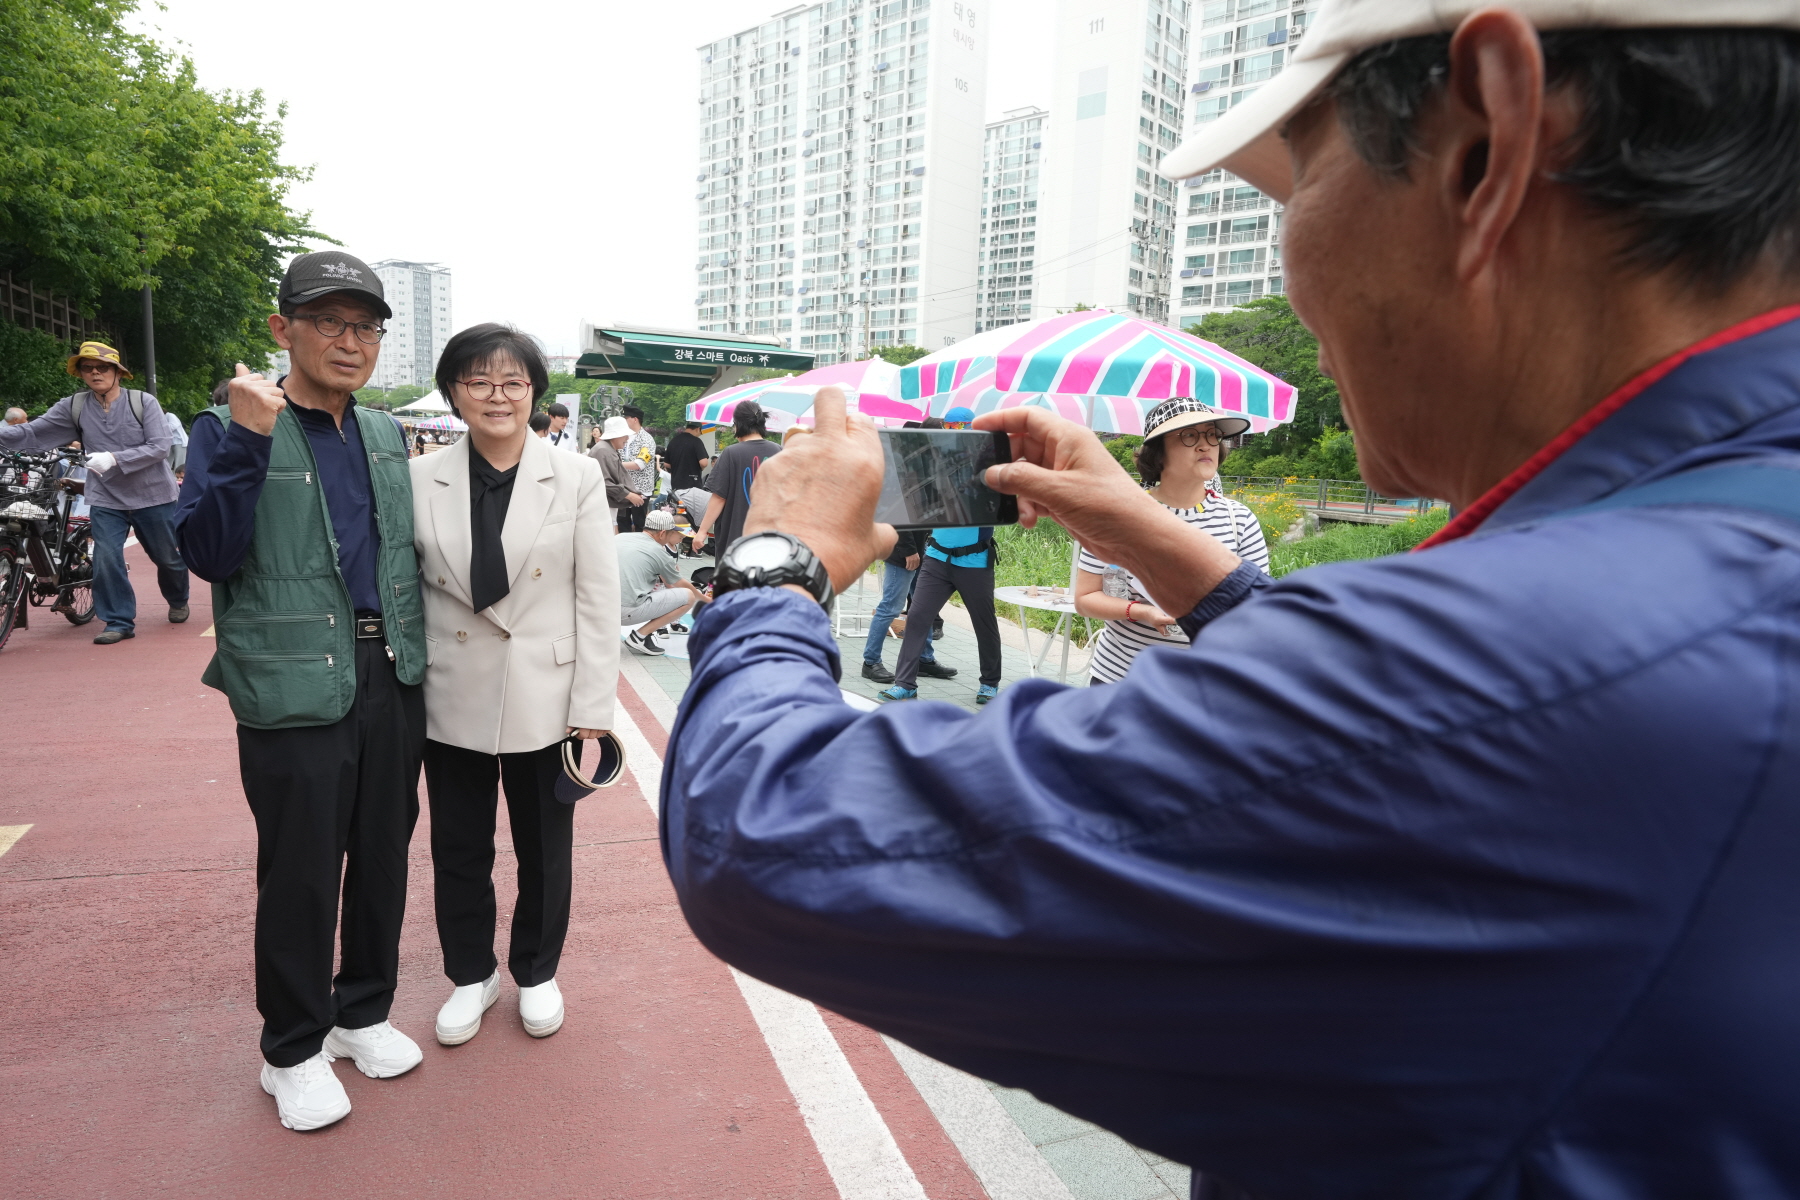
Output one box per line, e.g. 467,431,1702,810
410,324,619,1045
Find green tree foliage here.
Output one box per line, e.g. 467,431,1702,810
868,344,929,366
1103,434,1143,476
1191,295,1346,470
0,321,73,412
0,0,317,417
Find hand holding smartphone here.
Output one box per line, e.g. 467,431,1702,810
874,429,1019,530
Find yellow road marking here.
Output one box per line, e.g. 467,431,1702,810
0,824,33,858
202,624,214,637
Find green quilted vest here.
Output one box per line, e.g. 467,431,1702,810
199,403,425,728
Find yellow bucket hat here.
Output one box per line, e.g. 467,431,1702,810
66,341,133,380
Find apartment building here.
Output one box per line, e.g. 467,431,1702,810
1175,0,1315,316
695,0,989,364
973,106,1046,333
368,260,452,389
1034,0,1191,326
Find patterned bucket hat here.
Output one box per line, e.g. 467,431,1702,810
66,340,132,379
1142,396,1250,441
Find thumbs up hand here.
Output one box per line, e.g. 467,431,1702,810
228,362,287,437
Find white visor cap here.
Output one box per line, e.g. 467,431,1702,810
1160,0,1800,200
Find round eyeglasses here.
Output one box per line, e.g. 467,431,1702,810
457,378,533,402
291,314,387,344
1175,425,1226,448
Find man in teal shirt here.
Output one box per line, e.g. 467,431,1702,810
880,524,1001,705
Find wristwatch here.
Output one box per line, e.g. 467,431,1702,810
713,531,835,606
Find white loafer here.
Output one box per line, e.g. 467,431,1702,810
261,1052,351,1131
518,979,564,1038
436,971,501,1046
321,1020,423,1079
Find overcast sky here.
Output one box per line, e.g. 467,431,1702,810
129,0,1055,356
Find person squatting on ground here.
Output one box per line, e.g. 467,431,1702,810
660,6,1800,1197
410,323,619,1050
615,405,657,533
693,400,779,560
0,339,189,642
176,252,426,1132
859,527,944,684
1077,399,1269,686
619,509,705,657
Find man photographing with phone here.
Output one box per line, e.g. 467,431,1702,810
661,5,1800,1195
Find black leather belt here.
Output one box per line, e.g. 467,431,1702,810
355,616,385,640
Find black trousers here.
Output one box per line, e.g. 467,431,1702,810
238,638,425,1068
616,499,648,533
894,556,1002,689
423,739,574,989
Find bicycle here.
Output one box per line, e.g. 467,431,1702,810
0,448,97,652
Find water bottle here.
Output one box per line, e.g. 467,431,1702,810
1101,566,1132,600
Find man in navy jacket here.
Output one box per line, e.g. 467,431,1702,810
662,6,1800,1197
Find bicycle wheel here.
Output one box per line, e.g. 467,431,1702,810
0,546,26,652
59,535,96,625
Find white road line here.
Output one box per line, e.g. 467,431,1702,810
611,698,928,1200
0,824,34,859
736,970,929,1200
885,1038,1079,1200
124,536,138,548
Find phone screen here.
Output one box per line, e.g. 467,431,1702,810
874,429,1019,530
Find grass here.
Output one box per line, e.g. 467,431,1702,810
1267,508,1449,576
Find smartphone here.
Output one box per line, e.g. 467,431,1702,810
874,429,1019,530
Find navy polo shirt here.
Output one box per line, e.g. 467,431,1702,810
175,393,384,614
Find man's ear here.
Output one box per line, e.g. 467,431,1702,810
268,312,294,352
1441,8,1545,281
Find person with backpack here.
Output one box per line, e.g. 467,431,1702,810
878,522,1000,706
0,340,188,642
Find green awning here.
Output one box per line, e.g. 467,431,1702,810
576,325,815,385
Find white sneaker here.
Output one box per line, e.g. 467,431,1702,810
436,972,501,1046
322,1020,423,1079
519,979,564,1038
260,1052,351,1131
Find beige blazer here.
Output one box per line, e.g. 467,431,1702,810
411,433,620,755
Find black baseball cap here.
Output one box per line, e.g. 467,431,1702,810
279,251,392,319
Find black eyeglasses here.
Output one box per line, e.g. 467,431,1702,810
291,314,386,344
458,378,533,401
1175,425,1226,448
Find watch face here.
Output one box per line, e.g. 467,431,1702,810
729,533,796,571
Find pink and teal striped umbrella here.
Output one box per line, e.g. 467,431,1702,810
686,358,925,429
898,309,1297,434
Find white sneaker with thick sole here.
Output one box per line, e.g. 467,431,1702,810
261,1052,352,1131
519,979,564,1038
322,1020,424,1079
436,972,501,1046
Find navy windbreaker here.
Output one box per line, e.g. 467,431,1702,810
661,310,1800,1199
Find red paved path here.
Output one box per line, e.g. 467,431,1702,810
1,544,987,1198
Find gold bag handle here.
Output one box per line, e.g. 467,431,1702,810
562,730,626,791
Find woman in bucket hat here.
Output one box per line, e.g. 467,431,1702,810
1074,398,1269,685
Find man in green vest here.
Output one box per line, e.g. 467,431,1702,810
175,252,428,1132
